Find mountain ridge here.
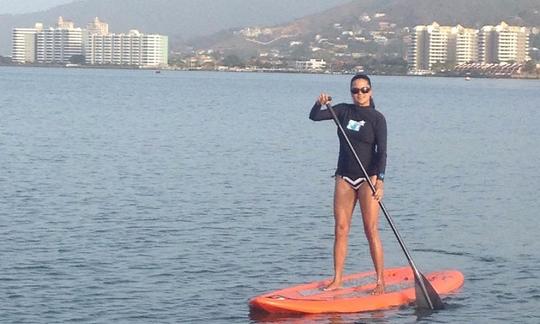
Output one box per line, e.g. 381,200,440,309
0,0,352,56
2,0,539,57
266,0,540,33
188,0,540,58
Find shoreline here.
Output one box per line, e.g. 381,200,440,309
1,63,538,79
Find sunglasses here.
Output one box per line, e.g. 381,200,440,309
351,87,371,94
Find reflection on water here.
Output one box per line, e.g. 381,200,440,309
249,308,392,324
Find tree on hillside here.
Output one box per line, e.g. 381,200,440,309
222,54,244,67
289,44,311,60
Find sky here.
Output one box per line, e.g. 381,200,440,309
0,0,74,14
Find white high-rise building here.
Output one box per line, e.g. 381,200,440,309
451,25,478,65
409,23,455,71
408,25,430,71
142,34,169,66
87,17,109,36
57,16,74,29
427,23,453,68
13,17,168,67
86,30,168,67
36,17,84,64
479,22,530,64
11,24,43,63
409,22,501,72
479,26,498,64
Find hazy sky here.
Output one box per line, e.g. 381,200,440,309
0,0,74,14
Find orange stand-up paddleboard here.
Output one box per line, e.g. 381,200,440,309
249,267,464,314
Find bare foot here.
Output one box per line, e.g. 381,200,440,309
371,281,385,295
323,281,342,291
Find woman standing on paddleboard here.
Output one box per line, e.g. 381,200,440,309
309,74,387,294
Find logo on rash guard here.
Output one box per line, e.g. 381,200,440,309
347,120,366,131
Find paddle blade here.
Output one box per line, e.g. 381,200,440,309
414,273,445,310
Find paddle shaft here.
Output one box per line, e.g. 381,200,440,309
325,103,440,310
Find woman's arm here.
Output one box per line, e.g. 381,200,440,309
374,113,387,180
309,93,336,121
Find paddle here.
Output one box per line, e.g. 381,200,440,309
324,101,444,310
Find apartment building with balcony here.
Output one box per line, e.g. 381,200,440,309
408,25,430,71
452,25,479,65
409,21,527,72
480,22,529,64
85,30,168,67
11,24,43,63
36,17,84,64
12,17,168,67
409,22,479,71
87,17,109,36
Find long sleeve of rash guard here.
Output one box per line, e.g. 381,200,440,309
373,114,387,178
309,101,387,179
309,102,337,121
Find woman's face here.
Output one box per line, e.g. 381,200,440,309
351,79,371,107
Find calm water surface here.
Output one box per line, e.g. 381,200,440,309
1,67,539,323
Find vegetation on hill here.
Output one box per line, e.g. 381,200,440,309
180,0,540,75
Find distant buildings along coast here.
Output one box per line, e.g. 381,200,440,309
12,17,168,68
409,21,531,74
9,14,537,76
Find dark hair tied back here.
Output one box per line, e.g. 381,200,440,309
350,73,372,88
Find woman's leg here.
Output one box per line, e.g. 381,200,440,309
325,176,357,290
358,176,385,294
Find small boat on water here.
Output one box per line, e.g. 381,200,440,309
465,76,471,81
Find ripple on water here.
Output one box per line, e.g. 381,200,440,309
1,70,540,323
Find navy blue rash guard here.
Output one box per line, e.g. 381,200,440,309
309,102,387,180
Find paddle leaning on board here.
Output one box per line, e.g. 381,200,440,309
324,99,444,310
249,97,463,314
250,80,465,314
